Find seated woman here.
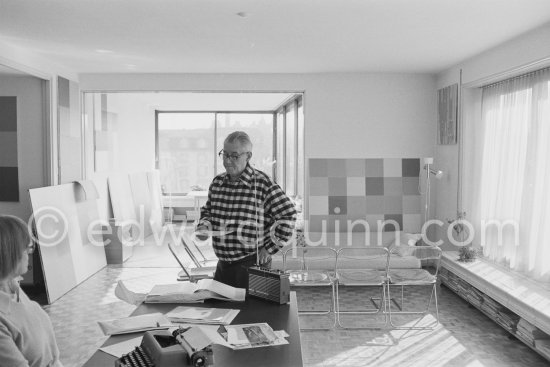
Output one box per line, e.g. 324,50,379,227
0,215,63,367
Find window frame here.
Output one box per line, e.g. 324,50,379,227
155,110,276,195
274,95,303,198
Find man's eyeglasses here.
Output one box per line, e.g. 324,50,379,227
26,242,35,254
218,150,249,161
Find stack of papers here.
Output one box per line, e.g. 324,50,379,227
145,283,205,303
97,313,172,335
166,306,240,325
516,318,546,346
145,279,246,303
480,295,500,318
535,339,550,359
495,307,520,334
466,286,484,309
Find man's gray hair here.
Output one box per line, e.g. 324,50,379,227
225,131,253,150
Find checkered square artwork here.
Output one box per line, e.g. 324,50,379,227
309,158,422,232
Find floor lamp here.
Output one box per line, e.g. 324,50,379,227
423,158,443,224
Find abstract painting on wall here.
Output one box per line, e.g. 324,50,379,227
437,83,458,145
0,96,19,202
308,158,422,233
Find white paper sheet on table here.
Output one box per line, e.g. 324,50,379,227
99,336,143,358
97,312,173,335
114,280,147,305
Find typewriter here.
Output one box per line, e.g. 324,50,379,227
115,327,214,367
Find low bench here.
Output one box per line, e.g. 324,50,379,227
440,251,550,361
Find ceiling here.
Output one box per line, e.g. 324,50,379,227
0,63,29,76
1,0,550,75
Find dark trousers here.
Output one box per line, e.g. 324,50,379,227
214,254,272,290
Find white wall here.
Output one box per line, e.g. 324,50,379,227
1,40,80,188
435,22,550,249
80,73,437,159
438,23,550,88
0,76,45,221
80,72,437,225
0,59,439,233
112,94,157,173
82,93,159,221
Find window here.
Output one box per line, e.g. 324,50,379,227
156,112,274,194
464,68,550,281
285,102,296,196
156,113,215,194
297,98,304,199
276,110,285,185
215,113,274,176
82,92,304,199
275,96,304,200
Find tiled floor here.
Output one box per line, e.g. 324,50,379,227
35,264,550,367
299,286,549,367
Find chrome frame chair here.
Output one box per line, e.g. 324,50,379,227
335,247,390,329
168,242,213,282
283,246,338,330
167,232,218,281
181,232,218,269
386,245,442,329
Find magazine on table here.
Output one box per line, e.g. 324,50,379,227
168,323,289,350
221,323,289,350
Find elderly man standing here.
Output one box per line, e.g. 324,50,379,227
196,131,297,289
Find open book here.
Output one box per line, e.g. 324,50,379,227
166,306,240,325
145,279,246,303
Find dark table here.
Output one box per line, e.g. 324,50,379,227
83,292,303,367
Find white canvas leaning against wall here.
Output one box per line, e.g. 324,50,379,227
29,181,107,304
108,171,165,241
146,170,165,234
108,174,138,223
128,172,154,237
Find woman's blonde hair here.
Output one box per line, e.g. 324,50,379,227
0,215,31,279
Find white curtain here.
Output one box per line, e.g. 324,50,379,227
463,68,550,281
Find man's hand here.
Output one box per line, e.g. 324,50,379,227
195,226,210,241
258,247,271,265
